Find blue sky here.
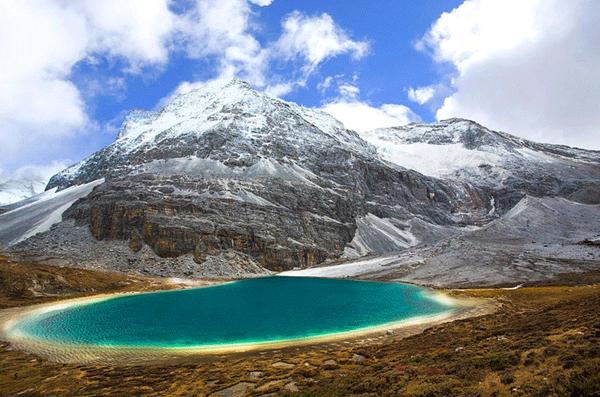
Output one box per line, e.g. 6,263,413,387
0,0,598,181
76,0,461,131
258,0,461,107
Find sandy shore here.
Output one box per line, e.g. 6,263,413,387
0,283,496,365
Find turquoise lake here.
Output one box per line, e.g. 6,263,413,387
12,277,455,348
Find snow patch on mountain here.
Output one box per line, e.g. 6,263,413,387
0,179,104,246
280,254,404,278
515,147,557,163
116,78,355,153
200,189,279,208
358,138,503,178
140,157,322,188
0,176,47,206
343,213,419,258
358,119,600,198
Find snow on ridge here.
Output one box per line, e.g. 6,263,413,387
516,147,557,163
200,189,280,208
280,254,402,278
343,213,419,258
369,118,488,145
51,78,377,188
356,119,597,183
359,138,503,179
112,79,267,152
0,179,104,247
139,156,323,188
115,78,357,154
358,120,507,178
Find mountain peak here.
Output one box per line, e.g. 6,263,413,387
224,77,253,89
179,78,257,101
115,78,268,144
367,118,500,149
438,117,482,126
49,76,372,190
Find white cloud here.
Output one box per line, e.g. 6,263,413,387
420,0,600,149
176,5,369,93
178,0,268,85
0,0,178,172
0,0,371,177
317,76,334,93
12,161,71,182
248,0,274,5
275,12,368,76
338,83,360,100
168,10,368,100
265,82,294,97
74,0,176,68
322,101,418,132
320,77,418,131
407,86,435,105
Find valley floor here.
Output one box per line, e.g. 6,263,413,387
0,254,599,396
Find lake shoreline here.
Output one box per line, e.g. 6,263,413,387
1,256,597,395
0,279,496,364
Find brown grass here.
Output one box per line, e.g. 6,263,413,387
0,254,599,396
0,254,171,309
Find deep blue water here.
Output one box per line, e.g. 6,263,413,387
13,277,454,348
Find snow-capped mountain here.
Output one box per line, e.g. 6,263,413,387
23,79,490,275
6,79,599,280
48,79,374,190
0,179,103,246
361,119,600,213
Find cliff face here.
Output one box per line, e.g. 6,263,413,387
64,178,346,271
61,161,485,271
40,80,493,271
33,79,599,275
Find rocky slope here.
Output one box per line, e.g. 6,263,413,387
360,119,600,213
5,79,600,281
16,79,491,274
283,196,600,286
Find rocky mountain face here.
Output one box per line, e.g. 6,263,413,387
39,80,491,273
283,195,600,287
360,119,600,214
8,79,598,280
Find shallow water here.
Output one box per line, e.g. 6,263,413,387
11,277,455,348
